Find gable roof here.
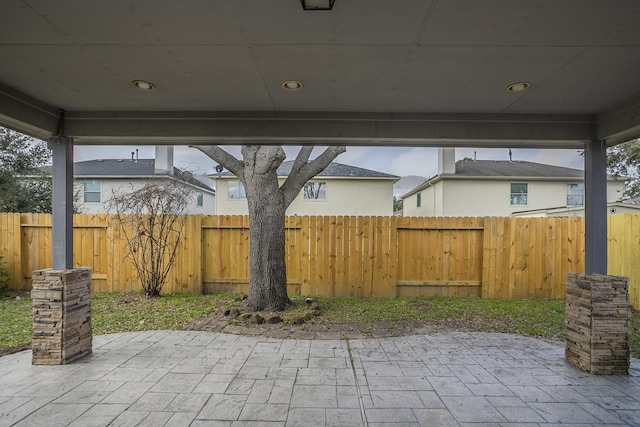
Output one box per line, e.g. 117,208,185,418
454,160,584,178
74,159,215,193
211,161,399,180
400,159,618,199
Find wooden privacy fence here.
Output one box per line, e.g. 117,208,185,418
1,213,639,308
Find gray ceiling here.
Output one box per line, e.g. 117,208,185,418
1,0,640,146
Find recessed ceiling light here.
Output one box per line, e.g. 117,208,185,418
282,80,304,91
506,82,531,93
132,80,156,91
301,0,335,10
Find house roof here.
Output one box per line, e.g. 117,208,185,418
454,160,585,178
400,159,617,199
74,159,215,193
211,161,399,181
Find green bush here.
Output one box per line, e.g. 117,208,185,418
0,255,10,293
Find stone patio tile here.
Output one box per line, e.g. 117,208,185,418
441,396,507,423
129,391,177,411
227,378,257,395
0,397,55,426
466,382,515,397
496,405,546,423
308,357,348,369
362,361,404,377
367,376,403,390
290,385,337,408
165,412,199,427
166,393,210,412
506,385,554,403
365,408,417,423
285,407,325,427
325,408,363,426
52,390,112,404
246,379,276,404
528,402,602,423
238,403,289,421
370,390,425,409
577,401,627,425
198,393,248,421
108,410,150,427
614,409,640,426
427,377,473,397
413,408,460,426
149,372,206,393
397,375,433,391
67,415,117,427
416,390,446,409
267,380,295,404
137,411,174,426
12,402,93,427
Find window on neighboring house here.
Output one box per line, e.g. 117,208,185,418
510,183,528,205
566,183,584,206
303,181,326,200
417,192,422,207
83,180,101,203
227,180,246,199
196,191,204,207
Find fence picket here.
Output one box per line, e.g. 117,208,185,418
2,213,640,308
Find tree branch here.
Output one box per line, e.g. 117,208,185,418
192,145,244,176
281,146,346,208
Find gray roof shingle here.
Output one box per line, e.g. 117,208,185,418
213,161,399,179
453,160,584,178
74,159,215,193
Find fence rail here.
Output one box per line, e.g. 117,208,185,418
1,213,639,308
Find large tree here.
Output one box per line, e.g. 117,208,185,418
0,127,52,213
196,145,345,311
608,139,640,199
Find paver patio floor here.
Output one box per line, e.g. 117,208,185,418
1,331,639,426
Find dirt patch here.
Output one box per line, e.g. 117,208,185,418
181,309,481,340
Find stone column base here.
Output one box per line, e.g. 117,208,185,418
565,273,630,375
31,268,92,365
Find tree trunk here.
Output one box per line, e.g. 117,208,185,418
243,147,290,311
194,144,345,312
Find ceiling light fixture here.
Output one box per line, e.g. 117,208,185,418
282,80,304,91
300,0,335,11
505,81,531,93
132,80,156,91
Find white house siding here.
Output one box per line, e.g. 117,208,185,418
74,178,215,215
403,178,625,217
215,178,394,216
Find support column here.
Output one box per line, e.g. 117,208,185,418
49,137,73,269
31,268,92,364
584,140,608,275
565,274,630,375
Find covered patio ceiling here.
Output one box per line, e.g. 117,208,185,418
1,0,640,147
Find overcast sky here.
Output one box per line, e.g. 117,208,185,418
73,145,585,179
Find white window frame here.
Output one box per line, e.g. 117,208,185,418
196,191,204,207
566,183,585,206
83,180,101,203
510,183,528,206
303,181,326,200
227,180,246,199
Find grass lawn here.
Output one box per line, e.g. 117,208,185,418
2,292,639,358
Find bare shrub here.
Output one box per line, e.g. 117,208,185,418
109,180,192,297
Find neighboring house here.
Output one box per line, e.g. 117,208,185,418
74,147,215,214
401,148,626,218
211,161,399,216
